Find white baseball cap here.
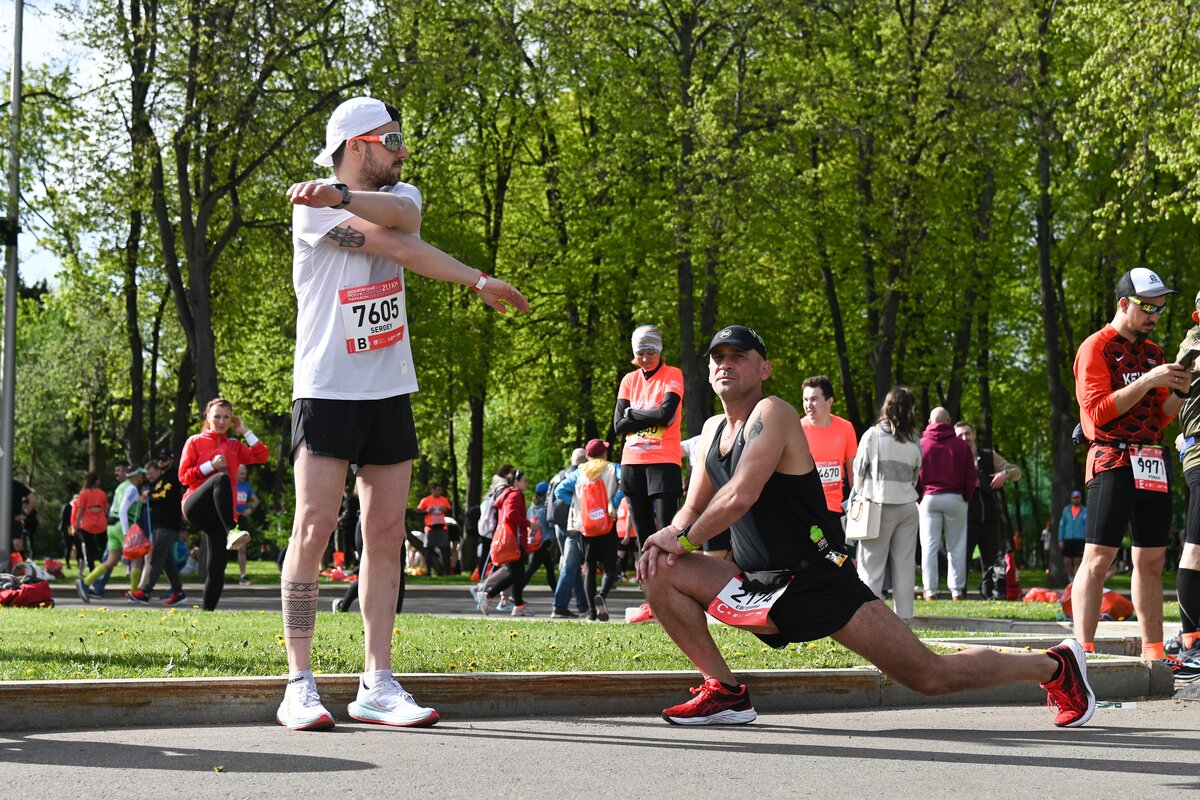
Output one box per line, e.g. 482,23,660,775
314,97,392,168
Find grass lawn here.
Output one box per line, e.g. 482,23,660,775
0,608,883,681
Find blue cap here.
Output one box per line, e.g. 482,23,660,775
535,481,549,495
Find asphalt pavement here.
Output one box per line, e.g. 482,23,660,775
9,701,1197,799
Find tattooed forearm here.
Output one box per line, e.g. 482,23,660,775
282,580,319,633
746,416,764,441
325,225,366,248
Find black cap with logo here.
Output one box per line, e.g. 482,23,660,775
702,325,768,360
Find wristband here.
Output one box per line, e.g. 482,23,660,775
677,524,700,552
244,431,260,446
472,273,488,293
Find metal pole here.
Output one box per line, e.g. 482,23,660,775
1,0,25,564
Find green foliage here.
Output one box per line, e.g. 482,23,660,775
12,0,1200,543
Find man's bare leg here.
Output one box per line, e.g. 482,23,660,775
282,447,347,671
355,460,411,672
832,600,1057,692
1071,543,1119,645
641,550,746,685
1131,545,1166,651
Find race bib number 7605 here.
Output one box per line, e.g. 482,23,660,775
339,277,407,354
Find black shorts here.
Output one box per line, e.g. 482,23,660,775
1060,539,1085,558
703,530,732,552
291,395,419,466
1186,466,1200,546
755,561,878,649
620,463,682,498
1085,467,1170,549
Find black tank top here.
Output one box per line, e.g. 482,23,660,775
704,407,844,571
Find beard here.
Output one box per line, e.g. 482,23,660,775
362,148,401,189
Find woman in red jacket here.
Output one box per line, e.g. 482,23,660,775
178,397,270,610
472,471,533,617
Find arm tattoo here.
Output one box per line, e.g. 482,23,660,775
746,417,764,441
282,580,319,633
325,225,366,248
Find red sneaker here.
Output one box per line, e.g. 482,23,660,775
162,591,188,606
1041,638,1095,727
627,602,656,624
125,589,150,605
661,678,756,726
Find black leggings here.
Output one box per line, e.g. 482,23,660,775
183,472,236,611
522,543,557,591
583,530,619,601
338,518,405,613
484,559,526,605
78,530,106,572
627,493,680,548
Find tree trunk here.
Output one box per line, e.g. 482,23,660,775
1034,2,1071,588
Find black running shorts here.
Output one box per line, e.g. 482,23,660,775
1085,467,1170,549
620,463,682,498
291,395,419,466
1186,466,1200,546
1060,539,1085,559
755,560,879,649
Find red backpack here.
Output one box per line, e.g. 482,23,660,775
579,475,613,537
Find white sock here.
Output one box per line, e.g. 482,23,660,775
288,669,314,686
363,668,392,689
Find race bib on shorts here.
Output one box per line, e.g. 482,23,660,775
1130,445,1168,493
815,461,841,486
339,277,407,354
707,573,792,627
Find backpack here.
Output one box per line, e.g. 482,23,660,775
1004,551,1021,600
579,473,613,537
547,468,570,531
980,556,1007,600
122,523,152,560
478,487,504,540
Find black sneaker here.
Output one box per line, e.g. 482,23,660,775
593,594,609,622
550,608,577,619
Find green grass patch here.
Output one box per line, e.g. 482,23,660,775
0,608,880,681
907,597,1180,623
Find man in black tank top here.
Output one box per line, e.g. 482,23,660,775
636,324,1095,729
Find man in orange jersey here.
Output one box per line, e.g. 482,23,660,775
1073,268,1186,664
800,375,857,520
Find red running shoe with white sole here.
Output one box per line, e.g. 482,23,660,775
1040,638,1095,728
662,678,756,726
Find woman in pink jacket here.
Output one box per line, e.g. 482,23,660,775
178,397,269,610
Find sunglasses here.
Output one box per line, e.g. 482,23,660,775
1127,296,1167,315
350,132,405,152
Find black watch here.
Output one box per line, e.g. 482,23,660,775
331,182,351,210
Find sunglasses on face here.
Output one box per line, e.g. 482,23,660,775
1128,296,1167,315
350,131,405,152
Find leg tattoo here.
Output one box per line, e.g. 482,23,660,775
282,580,319,643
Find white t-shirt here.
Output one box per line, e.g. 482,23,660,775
292,180,423,401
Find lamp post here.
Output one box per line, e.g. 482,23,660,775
1,0,26,562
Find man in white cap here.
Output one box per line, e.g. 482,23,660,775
278,96,528,731
1073,267,1186,665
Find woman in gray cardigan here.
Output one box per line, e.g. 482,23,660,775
852,387,923,623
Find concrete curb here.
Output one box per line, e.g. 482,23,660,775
1,654,1171,733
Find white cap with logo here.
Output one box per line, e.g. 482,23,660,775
1115,267,1174,300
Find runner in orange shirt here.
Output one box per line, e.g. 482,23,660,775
613,325,686,623
800,375,857,519
1073,268,1186,663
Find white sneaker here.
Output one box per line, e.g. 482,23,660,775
226,527,250,550
496,592,511,612
470,587,490,616
348,677,439,727
511,604,534,617
276,677,334,731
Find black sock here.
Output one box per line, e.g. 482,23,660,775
1179,568,1200,633
720,681,742,694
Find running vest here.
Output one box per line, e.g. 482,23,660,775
704,408,844,572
